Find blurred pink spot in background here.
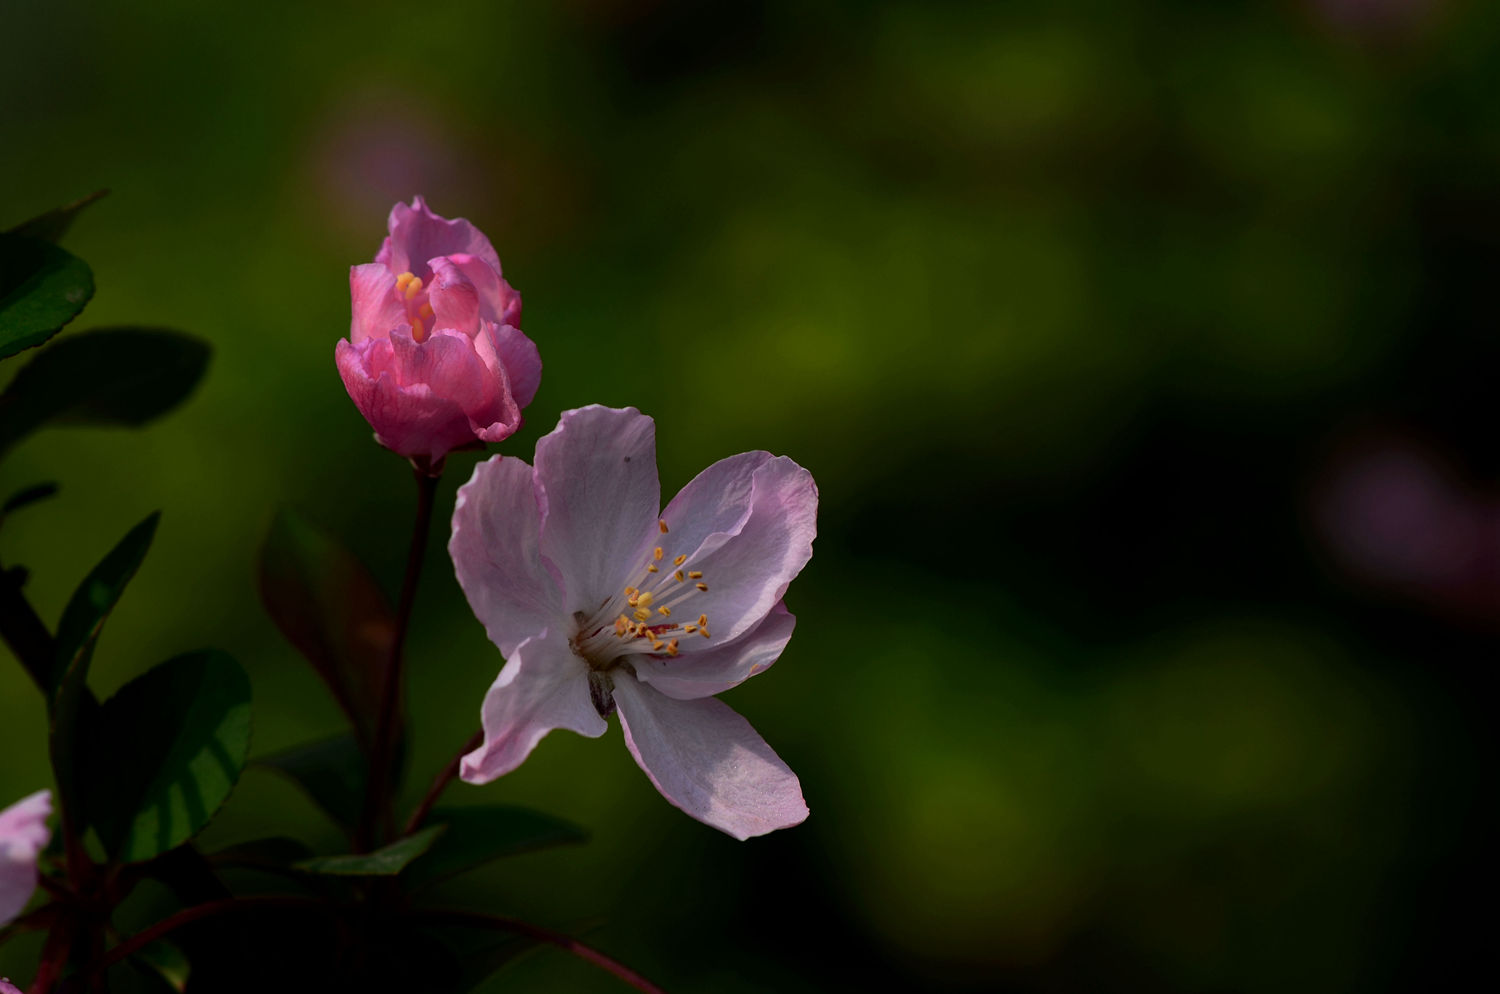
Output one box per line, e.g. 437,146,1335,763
308,87,490,237
1314,435,1500,622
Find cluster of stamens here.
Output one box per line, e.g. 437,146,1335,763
573,519,713,666
394,271,435,342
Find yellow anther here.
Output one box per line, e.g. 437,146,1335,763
395,271,415,292
699,627,711,639
659,520,669,534
647,564,659,573
653,546,664,561
697,614,707,627
634,608,651,622
683,624,698,634
419,302,434,320
673,554,687,567
410,316,426,342
666,639,679,657
626,592,639,607
625,587,638,597
651,639,665,651
657,606,671,617
614,616,629,636
636,591,654,608
696,582,708,592
688,571,703,579
404,276,423,300
674,570,685,582
634,622,648,637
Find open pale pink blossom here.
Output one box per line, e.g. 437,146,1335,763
336,196,541,470
450,406,816,839
0,790,52,928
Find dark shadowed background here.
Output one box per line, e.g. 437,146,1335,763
1,0,1493,990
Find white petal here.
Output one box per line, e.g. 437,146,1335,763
632,602,796,700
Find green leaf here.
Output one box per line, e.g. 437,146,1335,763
259,510,395,748
408,806,590,887
0,234,93,360
0,327,210,460
129,938,191,993
293,825,445,877
87,650,253,863
49,513,160,821
206,836,314,871
255,733,367,834
7,190,109,244
420,923,540,992
1,481,58,518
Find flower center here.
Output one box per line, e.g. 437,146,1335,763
393,271,436,342
570,518,714,669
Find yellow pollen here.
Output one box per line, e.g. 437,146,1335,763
636,591,654,608
626,592,639,607
634,622,648,637
683,624,698,634
647,564,659,573
410,316,426,342
614,616,629,636
395,271,415,293
666,639,679,657
696,582,708,592
674,570,685,582
688,571,703,579
404,276,423,300
419,302,434,320
653,547,664,561
633,608,651,622
625,587,638,597
657,606,671,617
697,614,707,627
673,554,687,566
659,520,669,534
699,627,711,639
651,639,665,651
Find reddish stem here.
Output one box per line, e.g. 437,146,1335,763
359,468,439,850
90,896,327,974
417,909,669,994
403,728,483,836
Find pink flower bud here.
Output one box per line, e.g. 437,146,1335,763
337,197,541,472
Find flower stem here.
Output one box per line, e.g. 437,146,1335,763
417,909,669,994
403,728,483,836
359,467,440,851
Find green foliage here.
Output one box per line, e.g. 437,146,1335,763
5,189,108,244
0,234,93,360
48,513,160,821
0,327,211,460
259,509,395,748
87,650,253,863
255,732,372,835
410,806,590,888
293,825,445,877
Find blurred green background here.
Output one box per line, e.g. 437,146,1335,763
2,0,1493,989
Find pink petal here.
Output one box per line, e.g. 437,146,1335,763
451,455,566,657
613,677,807,840
375,196,501,280
426,256,483,336
460,628,605,783
1,979,22,994
0,790,51,928
348,263,406,344
442,253,524,329
632,602,796,700
534,406,661,616
664,455,817,648
491,322,541,409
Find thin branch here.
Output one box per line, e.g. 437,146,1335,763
91,896,328,974
417,909,668,994
359,468,440,850
403,728,483,836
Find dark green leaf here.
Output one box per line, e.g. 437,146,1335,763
0,327,210,460
129,938,190,993
255,733,367,834
420,923,540,991
259,510,395,748
88,650,253,863
7,190,109,244
293,825,445,877
0,234,93,360
408,806,590,888
49,513,159,821
2,481,58,518
206,836,314,871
